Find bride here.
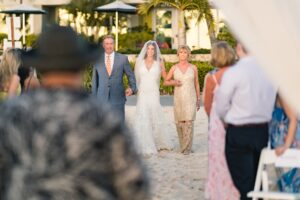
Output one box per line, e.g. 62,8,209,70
134,40,173,155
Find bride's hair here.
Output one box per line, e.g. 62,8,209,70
144,41,158,61
135,40,162,86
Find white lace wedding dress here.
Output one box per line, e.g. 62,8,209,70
134,60,173,155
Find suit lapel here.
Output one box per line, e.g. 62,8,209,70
111,52,119,76
100,53,109,77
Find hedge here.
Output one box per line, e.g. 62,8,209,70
0,33,8,49
84,61,214,94
117,48,211,54
25,34,39,47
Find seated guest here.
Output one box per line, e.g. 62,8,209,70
0,24,149,200
269,94,300,192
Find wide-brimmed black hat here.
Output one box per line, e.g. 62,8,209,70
22,24,100,72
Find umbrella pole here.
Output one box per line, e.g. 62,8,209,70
22,13,26,46
115,11,118,51
10,14,15,48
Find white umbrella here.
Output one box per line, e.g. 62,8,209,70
0,4,46,48
95,0,137,50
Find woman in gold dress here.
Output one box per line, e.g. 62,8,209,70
165,45,201,154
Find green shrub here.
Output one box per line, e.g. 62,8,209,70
191,48,211,54
0,33,8,49
117,48,210,55
83,61,214,94
160,49,177,54
195,61,214,91
118,31,154,50
84,65,93,92
26,34,39,47
118,49,142,54
217,25,237,48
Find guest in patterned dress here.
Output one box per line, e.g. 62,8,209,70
269,94,300,192
203,41,239,200
0,24,149,200
18,65,40,93
164,45,201,155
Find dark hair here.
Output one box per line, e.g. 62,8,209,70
144,42,158,60
18,66,31,91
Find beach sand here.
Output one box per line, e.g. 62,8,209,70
125,96,208,200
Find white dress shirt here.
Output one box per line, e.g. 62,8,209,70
216,56,277,125
105,52,115,71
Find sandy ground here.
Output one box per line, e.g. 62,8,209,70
125,96,208,200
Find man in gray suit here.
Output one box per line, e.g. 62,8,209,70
92,35,137,121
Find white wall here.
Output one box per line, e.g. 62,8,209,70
186,9,224,49
127,14,140,28
0,0,71,35
152,8,224,50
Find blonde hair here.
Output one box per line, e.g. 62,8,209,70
0,48,21,89
210,41,235,68
177,45,191,58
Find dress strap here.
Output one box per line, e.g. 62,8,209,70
212,74,219,86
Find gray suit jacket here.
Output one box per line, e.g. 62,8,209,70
92,52,137,105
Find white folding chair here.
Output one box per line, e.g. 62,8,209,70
248,148,300,200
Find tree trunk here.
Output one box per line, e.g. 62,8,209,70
206,20,217,45
178,10,186,46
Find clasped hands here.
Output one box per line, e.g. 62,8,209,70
174,80,182,87
125,88,133,96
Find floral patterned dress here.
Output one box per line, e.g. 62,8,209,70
0,89,149,200
269,105,300,193
205,74,240,200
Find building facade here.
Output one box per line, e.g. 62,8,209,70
0,0,224,49
124,0,223,49
0,0,71,35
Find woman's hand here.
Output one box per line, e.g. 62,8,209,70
174,80,182,87
275,145,288,156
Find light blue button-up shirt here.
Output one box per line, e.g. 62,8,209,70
216,56,277,125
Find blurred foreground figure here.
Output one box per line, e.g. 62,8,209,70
0,24,149,200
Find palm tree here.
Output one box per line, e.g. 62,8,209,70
194,0,217,44
138,0,216,46
64,0,114,41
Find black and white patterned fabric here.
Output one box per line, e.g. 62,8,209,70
0,88,149,200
